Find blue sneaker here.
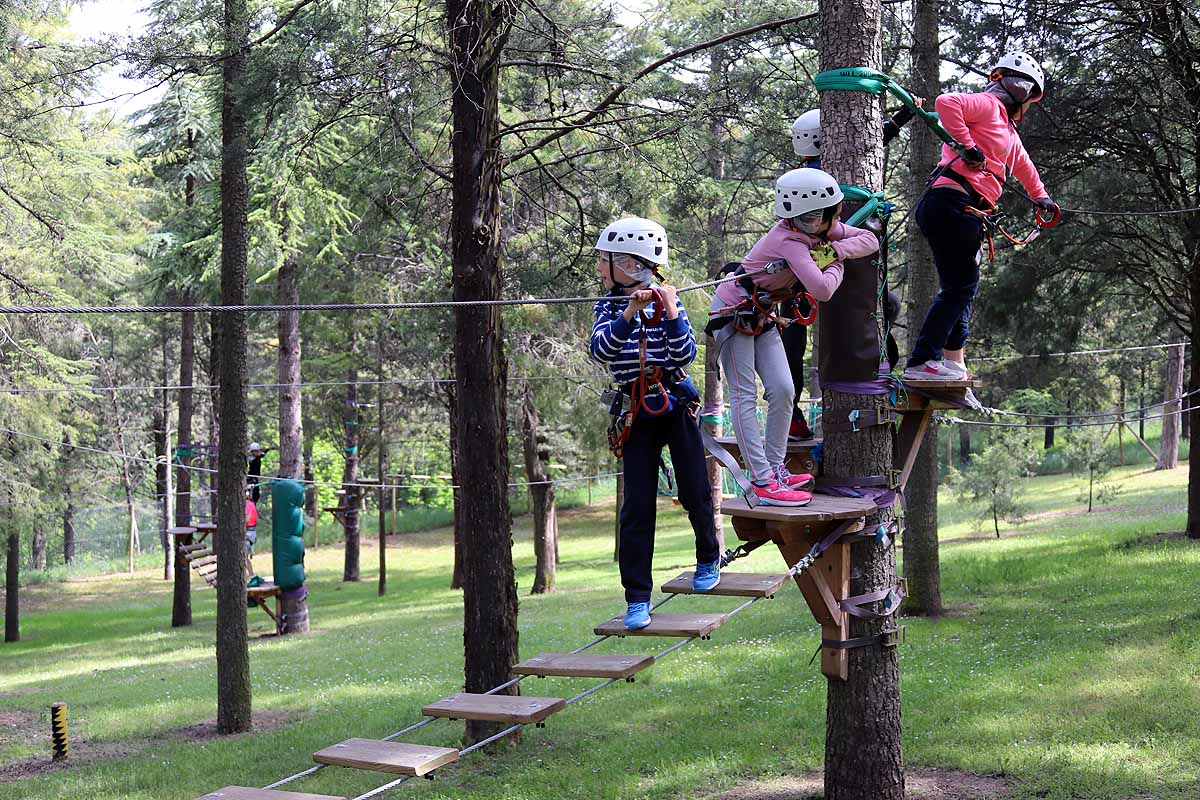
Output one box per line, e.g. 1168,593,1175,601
624,602,651,630
693,560,721,593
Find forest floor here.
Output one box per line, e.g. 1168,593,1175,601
2,462,1198,800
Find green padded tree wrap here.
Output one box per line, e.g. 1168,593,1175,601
271,478,306,590
814,67,961,148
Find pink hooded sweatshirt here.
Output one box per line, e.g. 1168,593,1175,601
931,92,1048,206
715,219,880,308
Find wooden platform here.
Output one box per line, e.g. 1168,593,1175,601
714,435,819,475
196,788,344,800
312,738,458,777
594,612,728,638
421,693,566,724
893,378,978,411
721,495,877,524
513,652,655,679
661,571,789,598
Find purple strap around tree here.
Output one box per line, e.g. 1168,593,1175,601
821,363,898,396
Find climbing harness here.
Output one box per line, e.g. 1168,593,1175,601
706,262,820,339
963,200,1061,262
604,289,680,458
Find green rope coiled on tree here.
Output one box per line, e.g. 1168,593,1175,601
813,67,962,150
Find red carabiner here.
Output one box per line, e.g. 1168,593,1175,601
791,293,818,325
638,287,665,327
1034,203,1061,229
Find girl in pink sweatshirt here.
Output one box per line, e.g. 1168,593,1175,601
904,52,1060,382
709,167,879,506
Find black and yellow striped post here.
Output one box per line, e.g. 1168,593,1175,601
50,702,68,760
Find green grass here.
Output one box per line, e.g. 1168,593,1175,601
2,466,1198,799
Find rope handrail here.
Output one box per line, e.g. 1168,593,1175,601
0,274,739,316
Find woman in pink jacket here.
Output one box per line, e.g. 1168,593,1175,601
710,167,879,506
904,52,1060,382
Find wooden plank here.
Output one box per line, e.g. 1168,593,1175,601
247,584,281,600
180,544,211,555
196,787,344,800
421,693,565,724
593,612,728,638
721,495,876,522
895,409,933,492
312,738,459,777
731,515,770,542
193,522,218,531
774,530,850,682
513,652,655,679
189,554,217,569
903,377,977,389
661,571,789,598
195,563,218,577
167,526,197,536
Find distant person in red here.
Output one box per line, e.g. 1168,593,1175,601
245,490,259,576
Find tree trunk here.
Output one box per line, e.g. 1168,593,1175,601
154,408,171,579
522,387,557,594
176,303,195,529
341,363,362,582
447,381,465,590
446,0,520,745
303,437,316,521
215,0,252,735
614,471,623,562
277,246,303,478
1158,342,1183,470
377,334,387,597
1044,417,1055,449
1182,378,1192,440
958,425,970,465
900,0,942,618
818,0,903,795
30,528,46,572
703,45,728,553
62,444,75,565
4,531,17,643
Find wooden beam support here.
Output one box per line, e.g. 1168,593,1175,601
894,408,933,492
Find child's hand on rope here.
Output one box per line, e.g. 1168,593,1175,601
657,284,680,319
622,289,657,322
811,243,840,271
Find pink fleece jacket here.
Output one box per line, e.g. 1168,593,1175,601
715,220,879,308
931,92,1048,206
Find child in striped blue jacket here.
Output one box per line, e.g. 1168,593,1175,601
589,217,720,630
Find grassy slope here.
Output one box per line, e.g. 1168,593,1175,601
2,464,1198,800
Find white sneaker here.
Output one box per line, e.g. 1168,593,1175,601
902,360,963,381
942,359,969,378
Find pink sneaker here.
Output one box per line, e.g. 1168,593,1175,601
774,464,814,490
752,480,812,507
903,360,962,381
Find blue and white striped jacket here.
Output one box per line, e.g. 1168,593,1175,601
589,291,698,395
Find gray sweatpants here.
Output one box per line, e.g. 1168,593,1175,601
713,319,795,483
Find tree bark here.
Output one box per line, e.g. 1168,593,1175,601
341,362,362,582
819,0,903,795
447,380,465,590
154,408,170,579
958,425,970,465
277,245,303,478
703,44,728,553
4,531,17,643
1158,342,1183,470
1044,417,1055,449
62,439,75,565
30,528,46,572
446,0,520,745
900,0,942,617
215,0,252,735
522,387,557,594
377,333,387,597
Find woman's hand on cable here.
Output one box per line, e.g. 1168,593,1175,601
963,145,987,169
657,284,680,320
1033,197,1060,215
622,289,657,321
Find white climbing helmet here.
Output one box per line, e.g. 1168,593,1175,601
992,52,1045,99
248,442,262,454
772,168,844,219
594,216,669,266
791,109,821,157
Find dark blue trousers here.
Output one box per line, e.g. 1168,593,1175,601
620,405,719,603
907,188,984,367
